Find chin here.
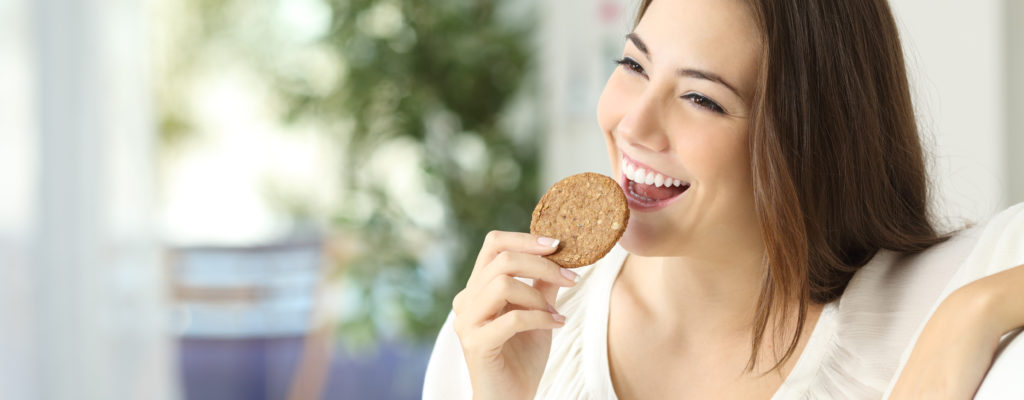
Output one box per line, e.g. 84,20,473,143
617,212,685,257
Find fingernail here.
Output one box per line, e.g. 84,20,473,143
547,303,558,314
560,267,579,282
537,236,559,248
551,313,566,323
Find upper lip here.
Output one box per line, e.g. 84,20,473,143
620,151,689,186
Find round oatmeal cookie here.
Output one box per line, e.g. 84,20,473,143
530,172,629,268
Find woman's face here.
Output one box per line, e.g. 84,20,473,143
597,0,763,257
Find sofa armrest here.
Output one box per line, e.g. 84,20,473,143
975,328,1024,399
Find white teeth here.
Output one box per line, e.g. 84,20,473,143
621,156,686,188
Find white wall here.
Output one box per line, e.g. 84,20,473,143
540,0,633,185
1008,0,1024,205
541,0,1021,225
889,0,1008,226
0,1,38,398
0,0,178,398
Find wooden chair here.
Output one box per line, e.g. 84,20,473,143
165,238,342,400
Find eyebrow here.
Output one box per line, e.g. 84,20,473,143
625,32,743,99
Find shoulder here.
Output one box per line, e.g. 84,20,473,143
797,203,1024,398
837,219,985,332
848,202,1024,292
841,202,1024,306
943,202,1024,288
800,235,979,397
842,222,982,308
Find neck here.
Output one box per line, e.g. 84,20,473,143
620,244,768,344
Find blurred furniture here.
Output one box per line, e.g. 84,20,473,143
975,327,1024,398
166,238,340,400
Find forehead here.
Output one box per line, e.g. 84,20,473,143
634,0,762,97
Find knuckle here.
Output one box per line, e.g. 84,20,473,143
452,318,468,337
493,250,513,266
550,264,567,280
484,230,502,245
459,334,478,353
495,275,515,292
506,310,525,327
528,289,546,306
452,291,464,311
459,332,488,355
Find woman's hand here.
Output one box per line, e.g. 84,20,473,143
452,231,578,400
889,264,1024,399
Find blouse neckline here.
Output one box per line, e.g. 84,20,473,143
582,246,839,399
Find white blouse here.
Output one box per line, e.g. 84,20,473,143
423,203,1024,399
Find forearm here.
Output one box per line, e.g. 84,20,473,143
888,263,1024,399
961,263,1024,338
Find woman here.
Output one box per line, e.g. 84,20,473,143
424,0,1024,398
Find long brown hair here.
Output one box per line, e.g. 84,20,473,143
632,0,949,372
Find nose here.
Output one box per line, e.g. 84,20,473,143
616,92,670,153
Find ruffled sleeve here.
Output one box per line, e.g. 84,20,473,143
422,310,473,400
536,245,627,400
884,203,1024,398
775,212,987,398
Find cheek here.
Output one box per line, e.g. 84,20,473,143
676,123,752,189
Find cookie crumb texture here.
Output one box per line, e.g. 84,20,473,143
530,172,629,268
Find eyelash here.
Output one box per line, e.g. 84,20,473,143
613,57,726,115
614,57,646,77
681,93,725,114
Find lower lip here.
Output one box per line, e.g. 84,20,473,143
618,173,689,212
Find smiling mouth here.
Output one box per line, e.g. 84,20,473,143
620,154,690,209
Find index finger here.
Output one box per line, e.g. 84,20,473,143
473,230,560,273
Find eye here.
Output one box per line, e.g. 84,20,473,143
614,57,647,78
681,92,725,114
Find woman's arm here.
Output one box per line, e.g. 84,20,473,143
889,263,1024,399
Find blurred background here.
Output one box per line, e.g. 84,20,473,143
0,0,1021,399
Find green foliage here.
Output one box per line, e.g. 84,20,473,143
310,0,541,345
157,0,541,346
